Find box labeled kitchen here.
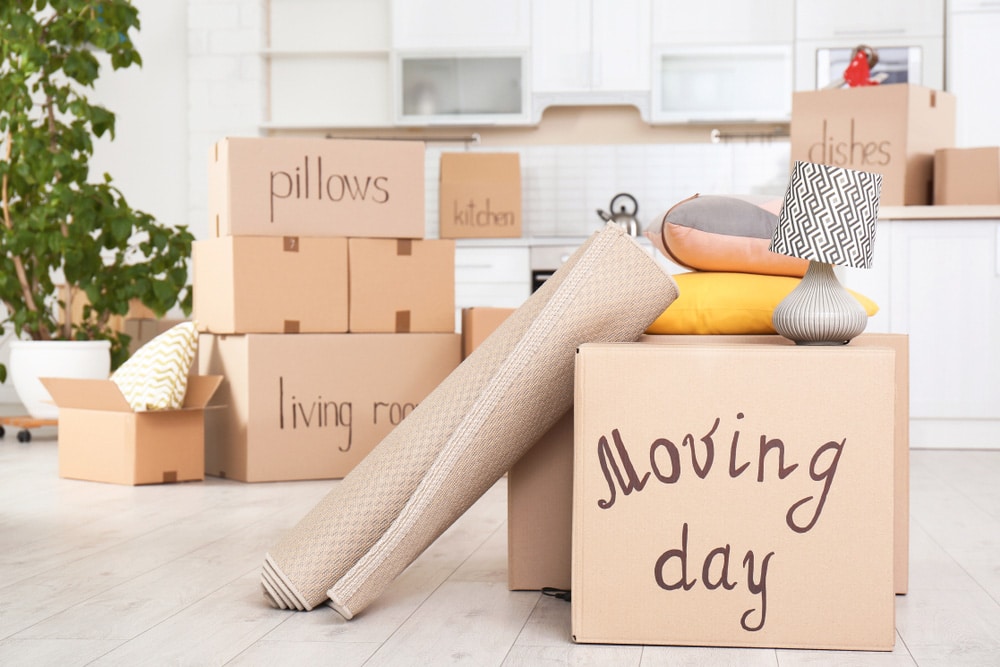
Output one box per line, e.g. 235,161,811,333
193,236,348,334
42,375,222,486
572,342,896,650
790,84,955,206
198,332,461,482
439,152,521,239
507,334,910,597
933,147,1000,205
208,137,425,239
348,238,455,333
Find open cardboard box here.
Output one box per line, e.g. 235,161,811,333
42,375,222,486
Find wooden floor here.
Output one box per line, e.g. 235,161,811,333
1,429,998,666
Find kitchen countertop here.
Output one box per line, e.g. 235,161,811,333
876,205,1000,220
454,206,1000,247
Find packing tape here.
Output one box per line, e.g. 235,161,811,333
396,239,412,256
395,311,411,333
284,320,300,333
284,237,300,252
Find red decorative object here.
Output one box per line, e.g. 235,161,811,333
843,45,881,87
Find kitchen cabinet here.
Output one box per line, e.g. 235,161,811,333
391,0,530,125
650,0,792,123
391,0,530,50
531,0,652,120
652,0,792,45
793,0,944,90
264,0,391,128
946,3,1000,146
842,212,1000,449
395,54,529,125
454,245,531,328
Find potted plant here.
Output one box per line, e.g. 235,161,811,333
0,0,193,416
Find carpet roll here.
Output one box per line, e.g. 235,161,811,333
261,223,679,618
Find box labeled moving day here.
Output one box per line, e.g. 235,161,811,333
208,137,425,239
933,147,1000,205
198,332,461,482
439,152,522,239
461,307,514,358
348,238,455,333
193,236,348,334
790,84,955,206
42,375,222,486
507,334,910,597
572,342,896,650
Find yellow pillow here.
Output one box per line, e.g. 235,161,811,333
646,272,879,335
111,321,199,411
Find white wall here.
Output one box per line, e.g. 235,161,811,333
90,0,189,236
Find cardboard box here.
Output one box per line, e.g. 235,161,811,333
198,332,461,482
790,84,955,206
348,238,455,333
124,318,186,355
572,342,896,650
193,236,348,334
42,376,222,486
461,307,514,358
508,410,573,592
506,334,911,597
208,137,425,239
439,153,522,239
933,147,1000,205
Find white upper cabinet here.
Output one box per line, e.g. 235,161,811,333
531,0,652,120
793,0,945,90
391,0,531,50
650,0,793,123
947,2,1000,146
652,0,793,45
392,0,531,125
796,0,944,39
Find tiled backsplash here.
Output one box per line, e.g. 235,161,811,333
424,141,792,238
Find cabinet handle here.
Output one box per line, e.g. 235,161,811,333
832,28,907,36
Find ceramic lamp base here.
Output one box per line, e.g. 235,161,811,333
772,261,868,345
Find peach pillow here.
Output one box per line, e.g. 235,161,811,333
646,194,808,278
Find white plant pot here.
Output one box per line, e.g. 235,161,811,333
9,340,111,419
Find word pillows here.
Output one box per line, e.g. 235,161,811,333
646,193,808,277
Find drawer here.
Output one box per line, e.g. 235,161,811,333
455,247,530,283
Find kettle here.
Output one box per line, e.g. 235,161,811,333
597,193,641,237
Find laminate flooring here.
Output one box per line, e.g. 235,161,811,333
1,429,998,666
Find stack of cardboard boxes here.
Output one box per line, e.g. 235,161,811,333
195,137,461,482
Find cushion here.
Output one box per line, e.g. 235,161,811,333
646,272,879,335
110,321,198,411
646,193,809,277
260,223,679,618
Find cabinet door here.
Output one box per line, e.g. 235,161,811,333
652,0,793,45
532,0,650,93
888,221,1000,421
591,0,651,91
947,10,1000,146
796,0,944,39
531,0,593,92
392,0,530,50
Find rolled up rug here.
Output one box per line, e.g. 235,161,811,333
261,223,679,619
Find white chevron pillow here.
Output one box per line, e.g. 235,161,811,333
111,321,199,411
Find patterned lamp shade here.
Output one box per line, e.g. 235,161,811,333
770,161,882,269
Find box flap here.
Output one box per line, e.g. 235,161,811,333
40,378,132,412
183,375,224,409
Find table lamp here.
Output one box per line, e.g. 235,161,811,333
769,160,882,345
